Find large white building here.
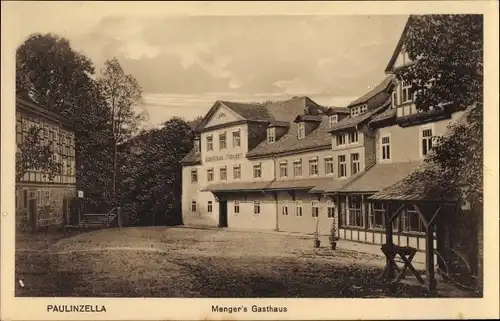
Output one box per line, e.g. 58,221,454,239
181,16,468,251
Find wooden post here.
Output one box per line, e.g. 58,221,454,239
77,199,82,226
385,201,394,278
62,197,68,226
426,217,437,293
117,207,123,228
28,198,37,233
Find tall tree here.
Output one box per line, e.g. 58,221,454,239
396,15,483,205
97,58,145,205
16,33,114,207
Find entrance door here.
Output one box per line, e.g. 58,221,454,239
219,200,228,228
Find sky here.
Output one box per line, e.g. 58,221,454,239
5,2,409,128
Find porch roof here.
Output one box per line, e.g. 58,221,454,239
368,163,458,202
266,177,333,191
341,161,423,193
308,176,355,193
202,181,272,192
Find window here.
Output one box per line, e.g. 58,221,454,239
348,131,358,144
206,135,213,151
336,133,346,146
254,201,260,214
324,157,334,175
253,164,261,178
194,139,200,152
279,161,288,178
351,153,360,175
370,202,385,229
207,201,213,213
400,208,425,233
338,155,347,178
191,169,198,183
267,127,276,143
191,201,197,212
234,201,240,214
282,201,289,216
233,165,241,180
297,122,305,139
219,132,227,150
391,91,397,108
309,159,318,176
207,169,214,182
327,200,335,218
295,201,303,216
359,104,368,114
351,106,359,117
401,80,413,104
293,160,302,177
43,190,50,206
421,128,433,156
347,196,363,227
329,115,338,127
22,190,28,209
232,130,241,147
220,167,227,181
381,136,391,160
311,201,319,218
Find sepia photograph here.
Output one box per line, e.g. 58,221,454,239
1,1,499,320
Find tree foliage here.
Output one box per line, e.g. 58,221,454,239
118,117,195,225
15,127,61,182
16,33,114,207
397,15,483,205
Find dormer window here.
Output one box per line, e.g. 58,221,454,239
329,115,338,127
267,127,276,143
351,104,367,117
194,139,200,152
297,122,305,139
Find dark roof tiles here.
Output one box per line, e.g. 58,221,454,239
347,76,395,107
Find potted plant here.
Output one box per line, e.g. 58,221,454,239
329,221,339,250
313,216,321,248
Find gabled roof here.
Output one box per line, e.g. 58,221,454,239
326,107,351,115
347,75,395,107
195,100,272,132
368,108,397,127
293,114,323,123
246,97,333,158
328,99,391,133
268,120,290,128
384,16,412,73
16,96,74,129
219,101,273,122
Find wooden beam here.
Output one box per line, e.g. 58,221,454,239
413,204,429,229
384,201,395,279
428,206,441,227
388,203,405,223
425,221,437,293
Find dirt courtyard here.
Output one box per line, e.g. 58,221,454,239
15,226,438,297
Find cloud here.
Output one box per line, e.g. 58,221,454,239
9,7,408,125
